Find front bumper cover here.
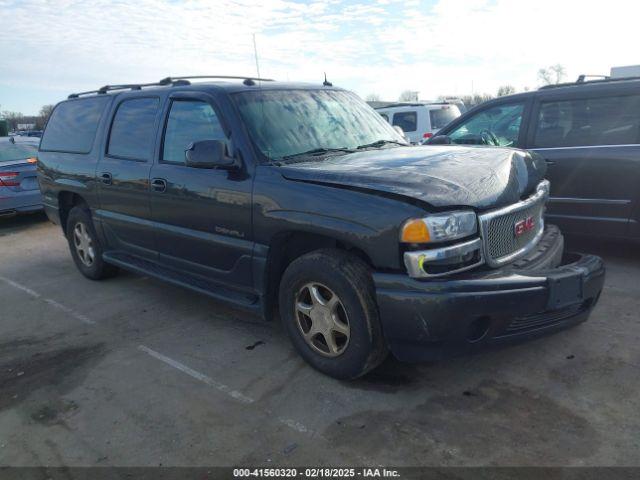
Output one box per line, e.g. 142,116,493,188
374,226,605,362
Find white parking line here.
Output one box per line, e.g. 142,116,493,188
138,345,315,435
138,345,254,404
0,275,95,325
0,273,314,436
0,275,41,298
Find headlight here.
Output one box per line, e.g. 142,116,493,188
400,210,477,243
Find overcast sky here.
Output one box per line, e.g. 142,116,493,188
1,0,638,114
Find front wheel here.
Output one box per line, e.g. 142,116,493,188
279,249,387,379
66,205,118,280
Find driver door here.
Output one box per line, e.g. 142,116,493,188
446,99,532,147
149,92,254,288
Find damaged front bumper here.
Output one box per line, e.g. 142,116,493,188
374,225,605,362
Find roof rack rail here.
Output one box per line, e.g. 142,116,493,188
577,74,609,83
68,78,190,99
539,74,640,90
160,75,275,86
67,75,275,99
375,102,425,108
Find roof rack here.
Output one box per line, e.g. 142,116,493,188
161,75,275,86
68,75,274,99
539,74,640,90
68,78,190,99
374,101,453,109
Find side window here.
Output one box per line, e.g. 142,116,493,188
378,112,389,122
392,111,417,132
449,103,524,146
533,95,640,148
40,97,110,153
107,98,160,161
162,100,226,164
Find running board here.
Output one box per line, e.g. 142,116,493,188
103,251,260,311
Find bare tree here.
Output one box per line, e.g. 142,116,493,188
459,93,494,108
398,90,419,102
1,111,25,131
365,93,381,102
497,85,516,97
538,64,566,85
36,104,55,129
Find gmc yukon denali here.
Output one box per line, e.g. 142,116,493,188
37,76,605,379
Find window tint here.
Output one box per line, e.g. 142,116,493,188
392,111,417,132
40,97,109,153
108,98,160,160
534,95,640,148
449,102,524,146
162,100,225,164
429,106,460,129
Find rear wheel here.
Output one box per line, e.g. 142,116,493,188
279,249,387,379
66,205,118,280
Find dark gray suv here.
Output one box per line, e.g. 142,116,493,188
430,76,640,241
37,76,605,379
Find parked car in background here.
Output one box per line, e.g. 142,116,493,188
429,75,640,241
37,76,604,379
19,130,43,138
376,102,461,143
0,136,42,218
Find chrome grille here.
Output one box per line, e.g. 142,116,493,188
479,181,549,267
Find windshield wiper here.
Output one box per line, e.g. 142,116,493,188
281,147,354,161
356,139,407,150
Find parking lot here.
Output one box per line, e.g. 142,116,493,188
1,213,639,467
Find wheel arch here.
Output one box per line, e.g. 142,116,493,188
58,191,87,234
261,230,373,321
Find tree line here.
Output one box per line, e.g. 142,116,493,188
1,104,55,131
365,64,567,108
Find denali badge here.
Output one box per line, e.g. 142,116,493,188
514,216,535,237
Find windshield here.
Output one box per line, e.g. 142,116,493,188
0,142,38,163
233,89,406,161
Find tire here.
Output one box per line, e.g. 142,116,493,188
66,205,118,280
279,248,387,379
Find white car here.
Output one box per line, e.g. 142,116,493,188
376,103,461,144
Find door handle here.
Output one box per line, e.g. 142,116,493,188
100,172,112,185
151,178,167,193
545,160,556,166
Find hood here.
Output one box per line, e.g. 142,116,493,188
278,145,546,210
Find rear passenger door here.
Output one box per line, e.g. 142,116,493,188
527,92,640,237
149,92,254,288
95,96,161,259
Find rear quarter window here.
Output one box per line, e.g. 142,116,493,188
40,97,110,153
429,106,460,129
392,111,417,132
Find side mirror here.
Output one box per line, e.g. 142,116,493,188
185,140,236,169
428,135,452,145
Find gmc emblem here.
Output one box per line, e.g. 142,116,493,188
514,216,535,237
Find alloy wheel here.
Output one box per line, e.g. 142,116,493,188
294,282,350,357
73,222,95,267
